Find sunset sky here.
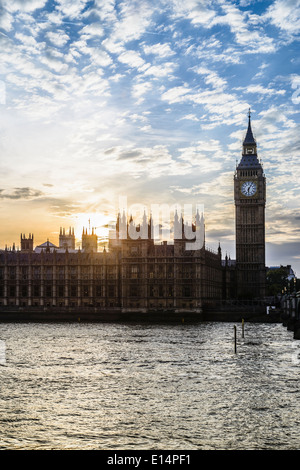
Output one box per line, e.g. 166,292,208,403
0,0,299,273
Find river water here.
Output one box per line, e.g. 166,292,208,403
0,321,299,450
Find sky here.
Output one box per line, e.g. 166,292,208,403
0,0,299,274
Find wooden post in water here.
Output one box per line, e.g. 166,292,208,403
242,318,244,338
234,325,237,353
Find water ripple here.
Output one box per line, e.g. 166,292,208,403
0,322,300,449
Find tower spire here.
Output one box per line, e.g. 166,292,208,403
237,107,260,164
243,107,255,146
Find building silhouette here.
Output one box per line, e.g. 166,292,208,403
0,112,267,315
234,109,266,299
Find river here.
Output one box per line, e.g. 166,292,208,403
0,321,299,450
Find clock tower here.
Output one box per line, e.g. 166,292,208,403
234,109,266,299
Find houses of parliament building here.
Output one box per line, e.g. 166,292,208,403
0,112,267,317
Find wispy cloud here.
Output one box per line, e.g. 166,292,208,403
0,187,44,200
265,0,300,38
0,0,299,270
2,0,48,13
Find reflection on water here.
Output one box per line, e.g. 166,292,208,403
0,321,300,450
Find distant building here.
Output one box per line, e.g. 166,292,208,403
268,265,296,282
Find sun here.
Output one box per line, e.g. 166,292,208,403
73,212,115,245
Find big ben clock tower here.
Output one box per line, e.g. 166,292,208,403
234,109,266,299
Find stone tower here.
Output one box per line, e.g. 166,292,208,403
59,227,75,250
21,233,34,252
82,227,98,252
234,109,266,299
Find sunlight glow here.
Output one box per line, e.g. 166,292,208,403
73,212,113,243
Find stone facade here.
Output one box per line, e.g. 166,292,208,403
0,218,223,314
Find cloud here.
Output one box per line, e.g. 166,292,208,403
54,0,90,19
252,62,270,80
167,0,277,56
169,0,216,26
0,8,13,31
101,144,191,179
143,42,175,58
176,139,226,172
0,0,299,271
132,81,153,103
79,23,104,39
238,84,286,96
14,31,43,54
193,39,242,65
161,79,248,130
170,171,233,199
118,50,146,70
161,85,191,104
46,30,70,47
193,66,227,90
265,0,300,36
212,2,276,53
1,0,47,12
0,187,44,200
92,0,117,22
101,0,155,53
39,49,69,74
143,61,177,78
86,46,113,67
179,114,199,122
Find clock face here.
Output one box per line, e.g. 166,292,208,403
241,181,257,197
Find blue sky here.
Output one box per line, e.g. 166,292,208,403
0,0,299,273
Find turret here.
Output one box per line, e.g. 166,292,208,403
20,233,34,252
82,227,97,252
59,227,75,250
